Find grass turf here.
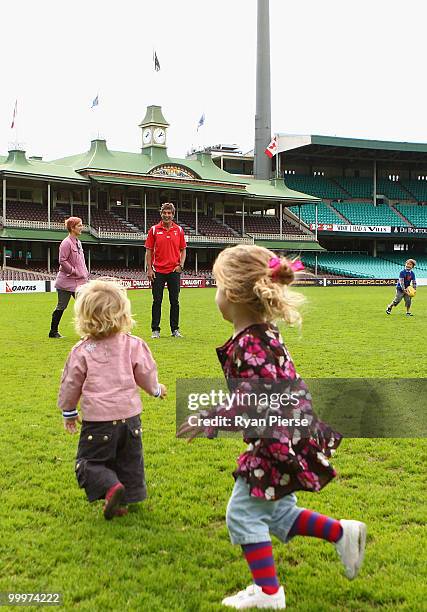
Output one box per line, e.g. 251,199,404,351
0,287,426,611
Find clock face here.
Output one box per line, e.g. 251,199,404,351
153,127,166,144
142,128,152,144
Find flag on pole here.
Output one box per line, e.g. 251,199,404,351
10,100,17,129
264,135,278,158
197,113,205,131
153,51,160,71
91,94,99,109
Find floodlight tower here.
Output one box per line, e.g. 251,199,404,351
254,0,272,180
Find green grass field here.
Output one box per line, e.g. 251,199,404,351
0,287,426,611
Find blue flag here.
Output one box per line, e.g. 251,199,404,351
91,94,99,109
197,113,205,131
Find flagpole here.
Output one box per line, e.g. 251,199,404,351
96,91,100,139
90,93,100,140
15,108,20,149
11,99,19,148
152,49,161,104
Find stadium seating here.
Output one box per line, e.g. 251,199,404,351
3,202,67,223
177,212,237,237
284,176,414,202
225,215,302,235
5,202,47,221
395,203,427,226
378,253,427,273
334,177,373,199
332,201,406,225
0,268,55,281
301,253,410,278
288,203,345,225
284,175,347,199
376,179,411,200
68,205,137,233
113,208,238,237
400,180,427,202
113,207,158,232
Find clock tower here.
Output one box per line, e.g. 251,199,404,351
139,105,169,152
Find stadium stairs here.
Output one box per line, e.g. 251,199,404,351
389,205,414,227
327,202,351,224
400,180,427,202
395,203,427,227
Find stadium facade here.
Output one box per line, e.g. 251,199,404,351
0,106,322,277
1,108,427,281
210,135,427,278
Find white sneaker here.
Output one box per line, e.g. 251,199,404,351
171,329,183,338
335,519,367,579
151,331,160,339
222,584,286,609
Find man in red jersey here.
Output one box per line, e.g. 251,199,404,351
145,202,187,338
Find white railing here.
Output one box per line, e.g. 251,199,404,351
0,217,256,244
2,219,70,231
96,229,146,240
186,235,254,244
247,233,316,241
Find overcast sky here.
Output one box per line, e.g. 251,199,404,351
2,0,427,161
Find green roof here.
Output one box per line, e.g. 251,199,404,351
54,141,248,184
90,174,246,195
52,139,315,201
278,134,427,163
139,105,169,127
0,105,316,203
310,135,427,153
244,178,320,202
0,228,98,242
0,149,88,182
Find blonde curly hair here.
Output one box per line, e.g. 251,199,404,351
213,245,304,326
74,280,135,339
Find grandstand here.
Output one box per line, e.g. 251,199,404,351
301,252,427,279
395,203,427,226
0,105,323,282
288,203,345,225
2,122,427,284
283,175,347,200
400,179,427,201
332,202,404,226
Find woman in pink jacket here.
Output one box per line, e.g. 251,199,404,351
58,279,167,519
49,216,88,338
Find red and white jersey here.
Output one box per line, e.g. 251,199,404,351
145,221,187,274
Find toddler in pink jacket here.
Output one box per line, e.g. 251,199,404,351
58,279,166,519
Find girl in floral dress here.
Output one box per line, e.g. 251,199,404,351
178,245,366,610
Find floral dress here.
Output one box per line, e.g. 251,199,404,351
208,323,342,501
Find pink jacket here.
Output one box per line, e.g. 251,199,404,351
58,333,160,421
55,235,89,292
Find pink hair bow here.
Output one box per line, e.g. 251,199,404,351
268,257,304,274
268,256,281,270
290,259,304,272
